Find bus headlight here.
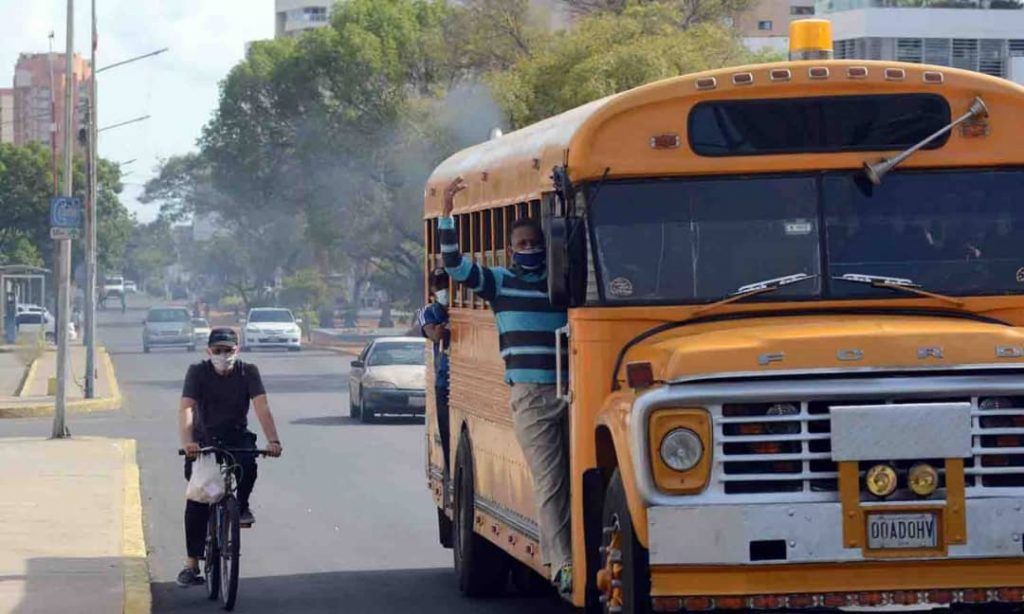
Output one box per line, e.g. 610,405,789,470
659,428,703,472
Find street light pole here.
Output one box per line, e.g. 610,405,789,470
52,0,74,439
82,31,166,398
84,0,98,399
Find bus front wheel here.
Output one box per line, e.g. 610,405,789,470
453,430,509,597
598,469,650,614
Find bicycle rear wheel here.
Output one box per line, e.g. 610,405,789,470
204,506,221,601
219,496,241,610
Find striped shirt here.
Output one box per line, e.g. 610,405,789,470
438,216,567,384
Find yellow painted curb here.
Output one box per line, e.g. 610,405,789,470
102,346,121,401
15,356,39,397
121,439,151,614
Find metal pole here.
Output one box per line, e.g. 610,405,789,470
84,0,97,398
53,0,74,439
98,115,149,133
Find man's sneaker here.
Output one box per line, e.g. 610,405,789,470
239,507,255,526
554,564,573,595
176,566,203,588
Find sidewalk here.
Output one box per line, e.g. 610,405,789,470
0,345,121,418
0,437,149,613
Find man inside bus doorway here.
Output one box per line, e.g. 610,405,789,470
438,176,572,594
419,269,452,469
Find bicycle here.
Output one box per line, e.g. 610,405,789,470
178,446,270,611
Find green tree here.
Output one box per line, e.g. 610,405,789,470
491,4,772,126
121,219,176,293
0,143,52,267
0,142,132,276
558,0,755,26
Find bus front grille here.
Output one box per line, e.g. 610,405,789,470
715,396,1024,496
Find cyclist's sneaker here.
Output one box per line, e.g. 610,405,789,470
176,566,203,588
239,507,255,525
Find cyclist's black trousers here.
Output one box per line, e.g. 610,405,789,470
183,430,258,558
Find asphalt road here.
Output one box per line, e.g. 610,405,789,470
0,298,569,613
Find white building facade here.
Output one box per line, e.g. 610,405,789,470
275,0,332,38
821,0,1024,83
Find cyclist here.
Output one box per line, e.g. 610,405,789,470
177,327,283,588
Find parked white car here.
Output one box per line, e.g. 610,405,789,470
348,337,427,423
124,280,138,293
241,308,302,351
15,311,76,342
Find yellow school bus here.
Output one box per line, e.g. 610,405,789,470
423,19,1024,612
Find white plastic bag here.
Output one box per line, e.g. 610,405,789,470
186,454,225,503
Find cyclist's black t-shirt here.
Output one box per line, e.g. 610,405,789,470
182,360,265,440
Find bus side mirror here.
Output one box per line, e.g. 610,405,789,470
547,217,588,308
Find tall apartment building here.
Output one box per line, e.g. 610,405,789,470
821,0,1024,83
11,52,91,156
736,0,818,53
0,88,13,144
275,0,332,38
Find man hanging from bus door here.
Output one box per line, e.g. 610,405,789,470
419,268,452,474
439,176,572,594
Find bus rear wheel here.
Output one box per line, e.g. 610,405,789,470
453,430,509,597
597,469,650,614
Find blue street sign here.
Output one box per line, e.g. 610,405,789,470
50,196,83,229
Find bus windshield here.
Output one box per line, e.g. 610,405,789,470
590,169,1024,304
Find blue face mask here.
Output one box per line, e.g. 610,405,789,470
513,248,546,270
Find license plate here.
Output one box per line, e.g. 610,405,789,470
867,513,938,549
409,397,425,407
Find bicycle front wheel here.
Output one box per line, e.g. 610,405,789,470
219,496,241,610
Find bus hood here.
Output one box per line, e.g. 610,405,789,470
629,314,1024,383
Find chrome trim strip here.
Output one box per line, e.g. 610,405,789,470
630,374,1024,507
669,363,1024,385
475,496,541,542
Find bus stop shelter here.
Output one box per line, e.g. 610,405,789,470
1,265,50,343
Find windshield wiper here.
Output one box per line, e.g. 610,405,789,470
832,273,964,307
863,96,988,185
693,273,817,318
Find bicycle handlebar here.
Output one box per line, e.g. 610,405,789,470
178,447,272,456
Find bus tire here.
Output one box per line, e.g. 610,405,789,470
598,469,650,614
453,430,509,597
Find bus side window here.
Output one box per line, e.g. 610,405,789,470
457,213,471,308
471,211,482,309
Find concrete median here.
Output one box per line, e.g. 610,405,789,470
0,345,122,418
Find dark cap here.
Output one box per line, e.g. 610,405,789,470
208,327,239,348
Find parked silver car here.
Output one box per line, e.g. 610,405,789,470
143,307,194,353
348,337,427,423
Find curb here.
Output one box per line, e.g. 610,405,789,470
15,356,39,397
0,347,123,418
122,439,152,614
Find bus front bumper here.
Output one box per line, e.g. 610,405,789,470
646,498,1024,609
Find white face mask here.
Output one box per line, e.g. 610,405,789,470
435,289,449,307
210,351,237,373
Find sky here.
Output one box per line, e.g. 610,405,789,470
0,0,275,222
